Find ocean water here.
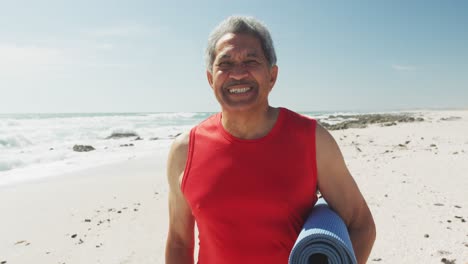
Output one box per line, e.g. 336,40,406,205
0,111,357,186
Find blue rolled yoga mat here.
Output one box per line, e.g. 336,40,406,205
289,198,357,264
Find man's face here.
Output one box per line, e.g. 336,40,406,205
207,33,278,113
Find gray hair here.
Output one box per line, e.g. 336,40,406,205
205,16,277,73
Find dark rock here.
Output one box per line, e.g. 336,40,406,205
405,141,411,144
119,143,134,147
106,132,138,139
117,211,122,214
133,136,143,141
73,145,95,152
441,258,456,264
424,234,430,238
149,137,159,141
1,261,6,264
430,144,437,147
372,258,382,261
434,203,444,206
454,205,461,208
84,219,91,222
71,234,77,238
382,122,397,127
49,148,54,150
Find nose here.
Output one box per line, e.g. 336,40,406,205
229,63,248,80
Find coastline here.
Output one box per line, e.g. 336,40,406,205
1,109,467,263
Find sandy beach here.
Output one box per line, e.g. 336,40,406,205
1,110,467,264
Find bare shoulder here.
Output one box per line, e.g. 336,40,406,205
315,122,339,163
314,123,359,222
171,131,190,152
167,131,190,190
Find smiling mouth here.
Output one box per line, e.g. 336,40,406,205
228,87,252,94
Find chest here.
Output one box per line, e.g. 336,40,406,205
185,138,317,222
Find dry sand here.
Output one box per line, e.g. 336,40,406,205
1,110,467,264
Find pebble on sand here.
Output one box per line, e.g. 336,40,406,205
441,258,456,264
14,240,27,245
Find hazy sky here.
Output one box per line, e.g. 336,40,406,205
1,0,467,113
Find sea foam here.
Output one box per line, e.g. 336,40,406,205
0,111,339,186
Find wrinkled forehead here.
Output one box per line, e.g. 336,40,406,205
214,33,265,60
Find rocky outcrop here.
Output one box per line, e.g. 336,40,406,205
319,114,425,130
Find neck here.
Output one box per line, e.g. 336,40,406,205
221,105,280,140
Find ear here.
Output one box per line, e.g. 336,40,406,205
206,70,214,89
269,65,279,89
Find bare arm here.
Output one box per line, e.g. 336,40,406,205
165,132,195,264
316,124,376,264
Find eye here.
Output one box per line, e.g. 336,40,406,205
244,60,259,66
217,61,233,67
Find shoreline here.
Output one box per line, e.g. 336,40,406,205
1,109,467,263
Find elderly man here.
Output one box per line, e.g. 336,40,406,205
165,16,375,264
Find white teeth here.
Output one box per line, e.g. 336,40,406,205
228,87,251,94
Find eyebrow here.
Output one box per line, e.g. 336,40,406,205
217,52,259,60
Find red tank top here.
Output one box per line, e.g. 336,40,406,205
182,107,318,264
